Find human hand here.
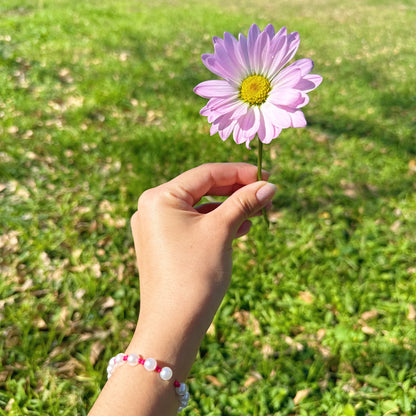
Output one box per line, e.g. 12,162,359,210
127,163,276,380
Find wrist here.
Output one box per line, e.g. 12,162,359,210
126,314,205,381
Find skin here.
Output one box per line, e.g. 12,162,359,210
89,163,277,416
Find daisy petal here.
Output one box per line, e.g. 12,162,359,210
238,106,260,138
294,74,323,92
282,31,300,66
258,110,278,143
268,88,302,107
194,80,237,99
218,119,236,141
233,123,247,144
289,110,307,127
261,101,291,129
288,58,314,76
263,23,276,39
273,67,302,88
210,123,219,136
271,106,292,129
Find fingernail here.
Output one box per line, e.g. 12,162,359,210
256,183,277,204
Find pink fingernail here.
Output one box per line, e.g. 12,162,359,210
256,183,277,204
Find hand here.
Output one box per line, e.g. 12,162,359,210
89,163,277,416
128,163,277,379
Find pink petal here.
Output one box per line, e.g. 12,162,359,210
282,31,300,65
247,24,261,72
236,33,250,74
273,26,287,40
223,31,246,71
288,58,314,76
218,119,236,141
273,67,302,88
201,54,239,84
229,101,249,120
232,123,248,144
213,42,244,82
268,88,302,107
260,34,272,75
194,80,237,99
251,31,270,74
258,110,278,143
204,96,249,121
238,106,260,138
245,135,257,149
266,35,288,77
273,125,283,138
247,24,261,50
289,110,307,127
209,99,244,118
262,102,292,128
294,74,323,92
212,36,224,47
294,92,310,108
263,24,276,40
210,123,219,136
201,54,230,80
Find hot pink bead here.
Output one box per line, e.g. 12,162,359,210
123,355,128,361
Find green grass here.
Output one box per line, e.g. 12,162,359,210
1,0,415,414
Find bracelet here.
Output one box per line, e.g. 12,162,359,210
107,353,190,413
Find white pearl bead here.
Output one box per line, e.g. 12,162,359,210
144,358,157,371
175,382,187,395
127,353,139,366
180,391,190,405
115,353,124,364
159,366,173,381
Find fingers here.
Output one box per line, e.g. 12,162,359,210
166,163,269,206
213,181,277,236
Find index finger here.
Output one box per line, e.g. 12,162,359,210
165,163,270,206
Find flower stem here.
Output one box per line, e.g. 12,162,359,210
257,138,270,227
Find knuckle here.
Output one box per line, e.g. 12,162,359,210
137,188,159,210
130,210,140,230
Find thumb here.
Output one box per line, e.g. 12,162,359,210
214,181,277,234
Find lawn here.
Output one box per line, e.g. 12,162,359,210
0,0,415,415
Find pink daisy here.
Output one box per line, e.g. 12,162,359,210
194,24,323,148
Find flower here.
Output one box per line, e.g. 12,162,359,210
194,24,322,148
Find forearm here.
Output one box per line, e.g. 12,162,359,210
89,280,217,416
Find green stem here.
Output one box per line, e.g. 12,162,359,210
257,138,263,182
257,138,270,228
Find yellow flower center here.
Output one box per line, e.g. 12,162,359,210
240,75,271,105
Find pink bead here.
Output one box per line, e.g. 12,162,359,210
123,355,128,361
156,366,162,373
174,380,180,388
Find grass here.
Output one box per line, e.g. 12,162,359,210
0,0,415,414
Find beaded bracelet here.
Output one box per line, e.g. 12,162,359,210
107,353,190,413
